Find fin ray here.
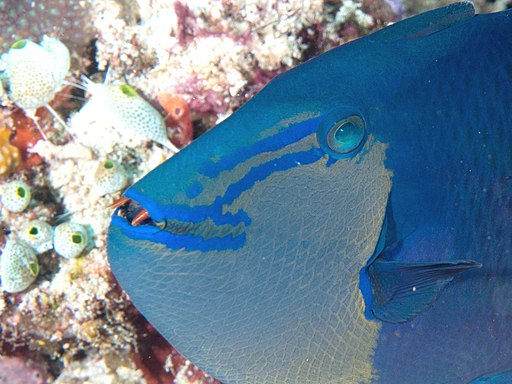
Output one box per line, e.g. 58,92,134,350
368,259,481,323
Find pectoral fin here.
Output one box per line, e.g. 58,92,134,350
366,259,481,323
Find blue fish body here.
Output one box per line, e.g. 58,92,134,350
107,3,512,383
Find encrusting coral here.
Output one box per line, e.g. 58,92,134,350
0,125,20,177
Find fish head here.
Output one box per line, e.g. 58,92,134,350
107,2,478,382
107,59,393,382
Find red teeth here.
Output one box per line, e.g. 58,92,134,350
109,196,152,226
109,196,131,209
132,209,150,226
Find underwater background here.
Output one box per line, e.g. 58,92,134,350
0,0,509,383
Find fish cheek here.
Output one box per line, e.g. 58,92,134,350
108,139,393,383
204,139,394,382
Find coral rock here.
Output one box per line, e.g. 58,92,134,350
0,355,49,384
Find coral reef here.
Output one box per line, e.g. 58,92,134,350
402,0,510,15
0,0,407,383
90,0,398,126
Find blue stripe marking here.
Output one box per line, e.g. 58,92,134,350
200,115,322,178
126,188,252,226
220,149,324,205
122,146,325,252
112,215,246,251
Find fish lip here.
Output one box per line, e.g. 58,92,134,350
112,187,250,251
123,187,167,223
110,214,162,237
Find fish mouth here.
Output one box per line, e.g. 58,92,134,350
110,195,249,252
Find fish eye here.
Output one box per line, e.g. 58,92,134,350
328,116,365,154
317,111,366,159
11,40,27,49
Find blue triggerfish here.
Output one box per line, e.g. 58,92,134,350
107,2,512,383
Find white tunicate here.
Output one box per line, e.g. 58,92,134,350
39,35,70,85
1,36,70,111
20,220,54,254
53,222,88,259
0,239,39,293
93,159,129,194
0,180,31,213
82,77,178,152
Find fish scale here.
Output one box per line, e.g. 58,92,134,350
108,3,512,383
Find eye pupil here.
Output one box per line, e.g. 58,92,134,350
327,116,365,155
29,227,39,235
334,123,354,141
